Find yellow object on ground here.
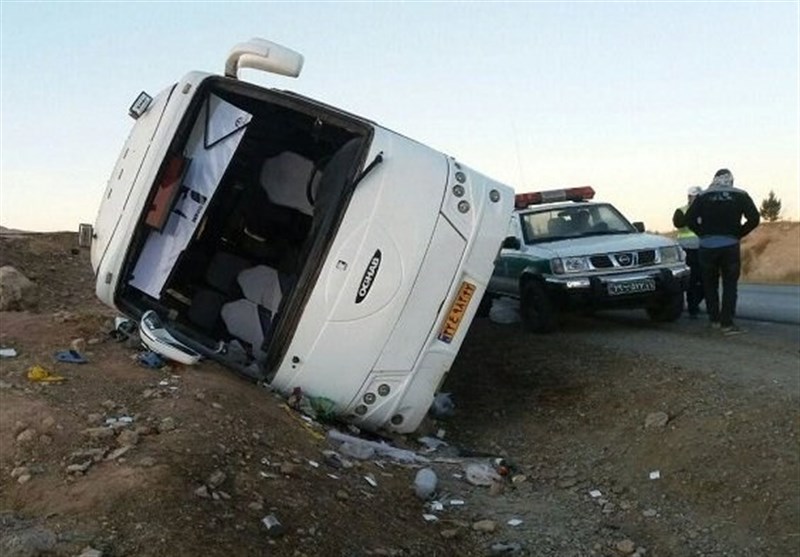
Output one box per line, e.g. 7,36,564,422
27,365,66,383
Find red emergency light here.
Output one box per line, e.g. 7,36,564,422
514,186,595,209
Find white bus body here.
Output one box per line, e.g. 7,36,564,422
88,39,513,433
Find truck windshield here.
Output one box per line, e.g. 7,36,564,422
520,203,634,244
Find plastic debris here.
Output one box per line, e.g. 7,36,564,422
422,514,439,522
418,436,449,452
138,351,165,369
507,518,523,527
429,501,444,512
649,470,661,480
429,392,455,418
0,348,18,358
589,489,603,498
286,387,337,421
54,349,88,364
464,461,502,486
327,429,429,464
261,514,285,537
414,467,438,500
449,499,465,506
27,365,65,383
308,460,320,468
364,474,378,488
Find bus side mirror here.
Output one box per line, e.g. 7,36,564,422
502,236,521,250
633,222,645,232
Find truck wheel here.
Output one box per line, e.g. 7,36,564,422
520,281,557,333
646,292,684,322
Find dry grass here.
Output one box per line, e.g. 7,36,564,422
740,221,800,284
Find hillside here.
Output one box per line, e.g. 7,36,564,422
740,221,800,284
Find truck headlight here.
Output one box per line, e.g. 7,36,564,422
659,246,684,263
552,257,589,274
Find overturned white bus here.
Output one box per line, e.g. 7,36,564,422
84,39,513,433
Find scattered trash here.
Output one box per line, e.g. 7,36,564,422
422,514,439,522
261,514,285,537
109,316,137,342
464,461,502,486
429,392,455,418
0,347,18,358
489,541,523,555
27,365,65,383
493,457,511,476
413,467,438,500
436,429,446,439
327,429,429,464
507,518,523,527
449,499,465,506
589,489,603,498
418,436,449,452
105,416,134,426
287,387,338,421
137,351,165,369
308,460,320,468
649,470,661,480
429,501,444,512
54,349,88,364
321,449,353,470
364,473,378,488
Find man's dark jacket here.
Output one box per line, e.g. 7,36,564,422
684,186,760,240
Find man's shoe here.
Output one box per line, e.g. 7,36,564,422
721,325,745,336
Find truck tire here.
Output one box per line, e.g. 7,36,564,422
646,292,684,322
520,280,557,333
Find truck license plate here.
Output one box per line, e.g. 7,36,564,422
607,278,656,296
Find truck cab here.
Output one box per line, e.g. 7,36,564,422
86,39,513,433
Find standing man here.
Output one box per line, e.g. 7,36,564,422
685,169,760,335
672,186,704,318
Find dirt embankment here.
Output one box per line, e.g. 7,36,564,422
0,231,798,557
740,221,800,284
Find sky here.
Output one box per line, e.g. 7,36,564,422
1,1,798,233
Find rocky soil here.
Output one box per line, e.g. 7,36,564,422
0,231,798,557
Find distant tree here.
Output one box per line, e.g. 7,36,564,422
759,190,782,222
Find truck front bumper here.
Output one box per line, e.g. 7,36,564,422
543,264,690,309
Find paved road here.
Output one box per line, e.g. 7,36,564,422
736,283,800,324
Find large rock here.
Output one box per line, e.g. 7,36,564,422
0,266,37,311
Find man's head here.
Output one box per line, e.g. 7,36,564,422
711,168,734,188
687,185,702,201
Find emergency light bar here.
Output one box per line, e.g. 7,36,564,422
515,186,595,209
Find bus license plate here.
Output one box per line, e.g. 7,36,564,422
438,281,476,344
608,278,656,296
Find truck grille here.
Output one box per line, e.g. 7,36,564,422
589,250,657,270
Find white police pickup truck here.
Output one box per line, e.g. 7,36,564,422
486,187,689,332
81,39,513,433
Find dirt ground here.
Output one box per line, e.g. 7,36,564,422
0,231,798,557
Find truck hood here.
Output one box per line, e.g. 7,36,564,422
526,232,677,259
